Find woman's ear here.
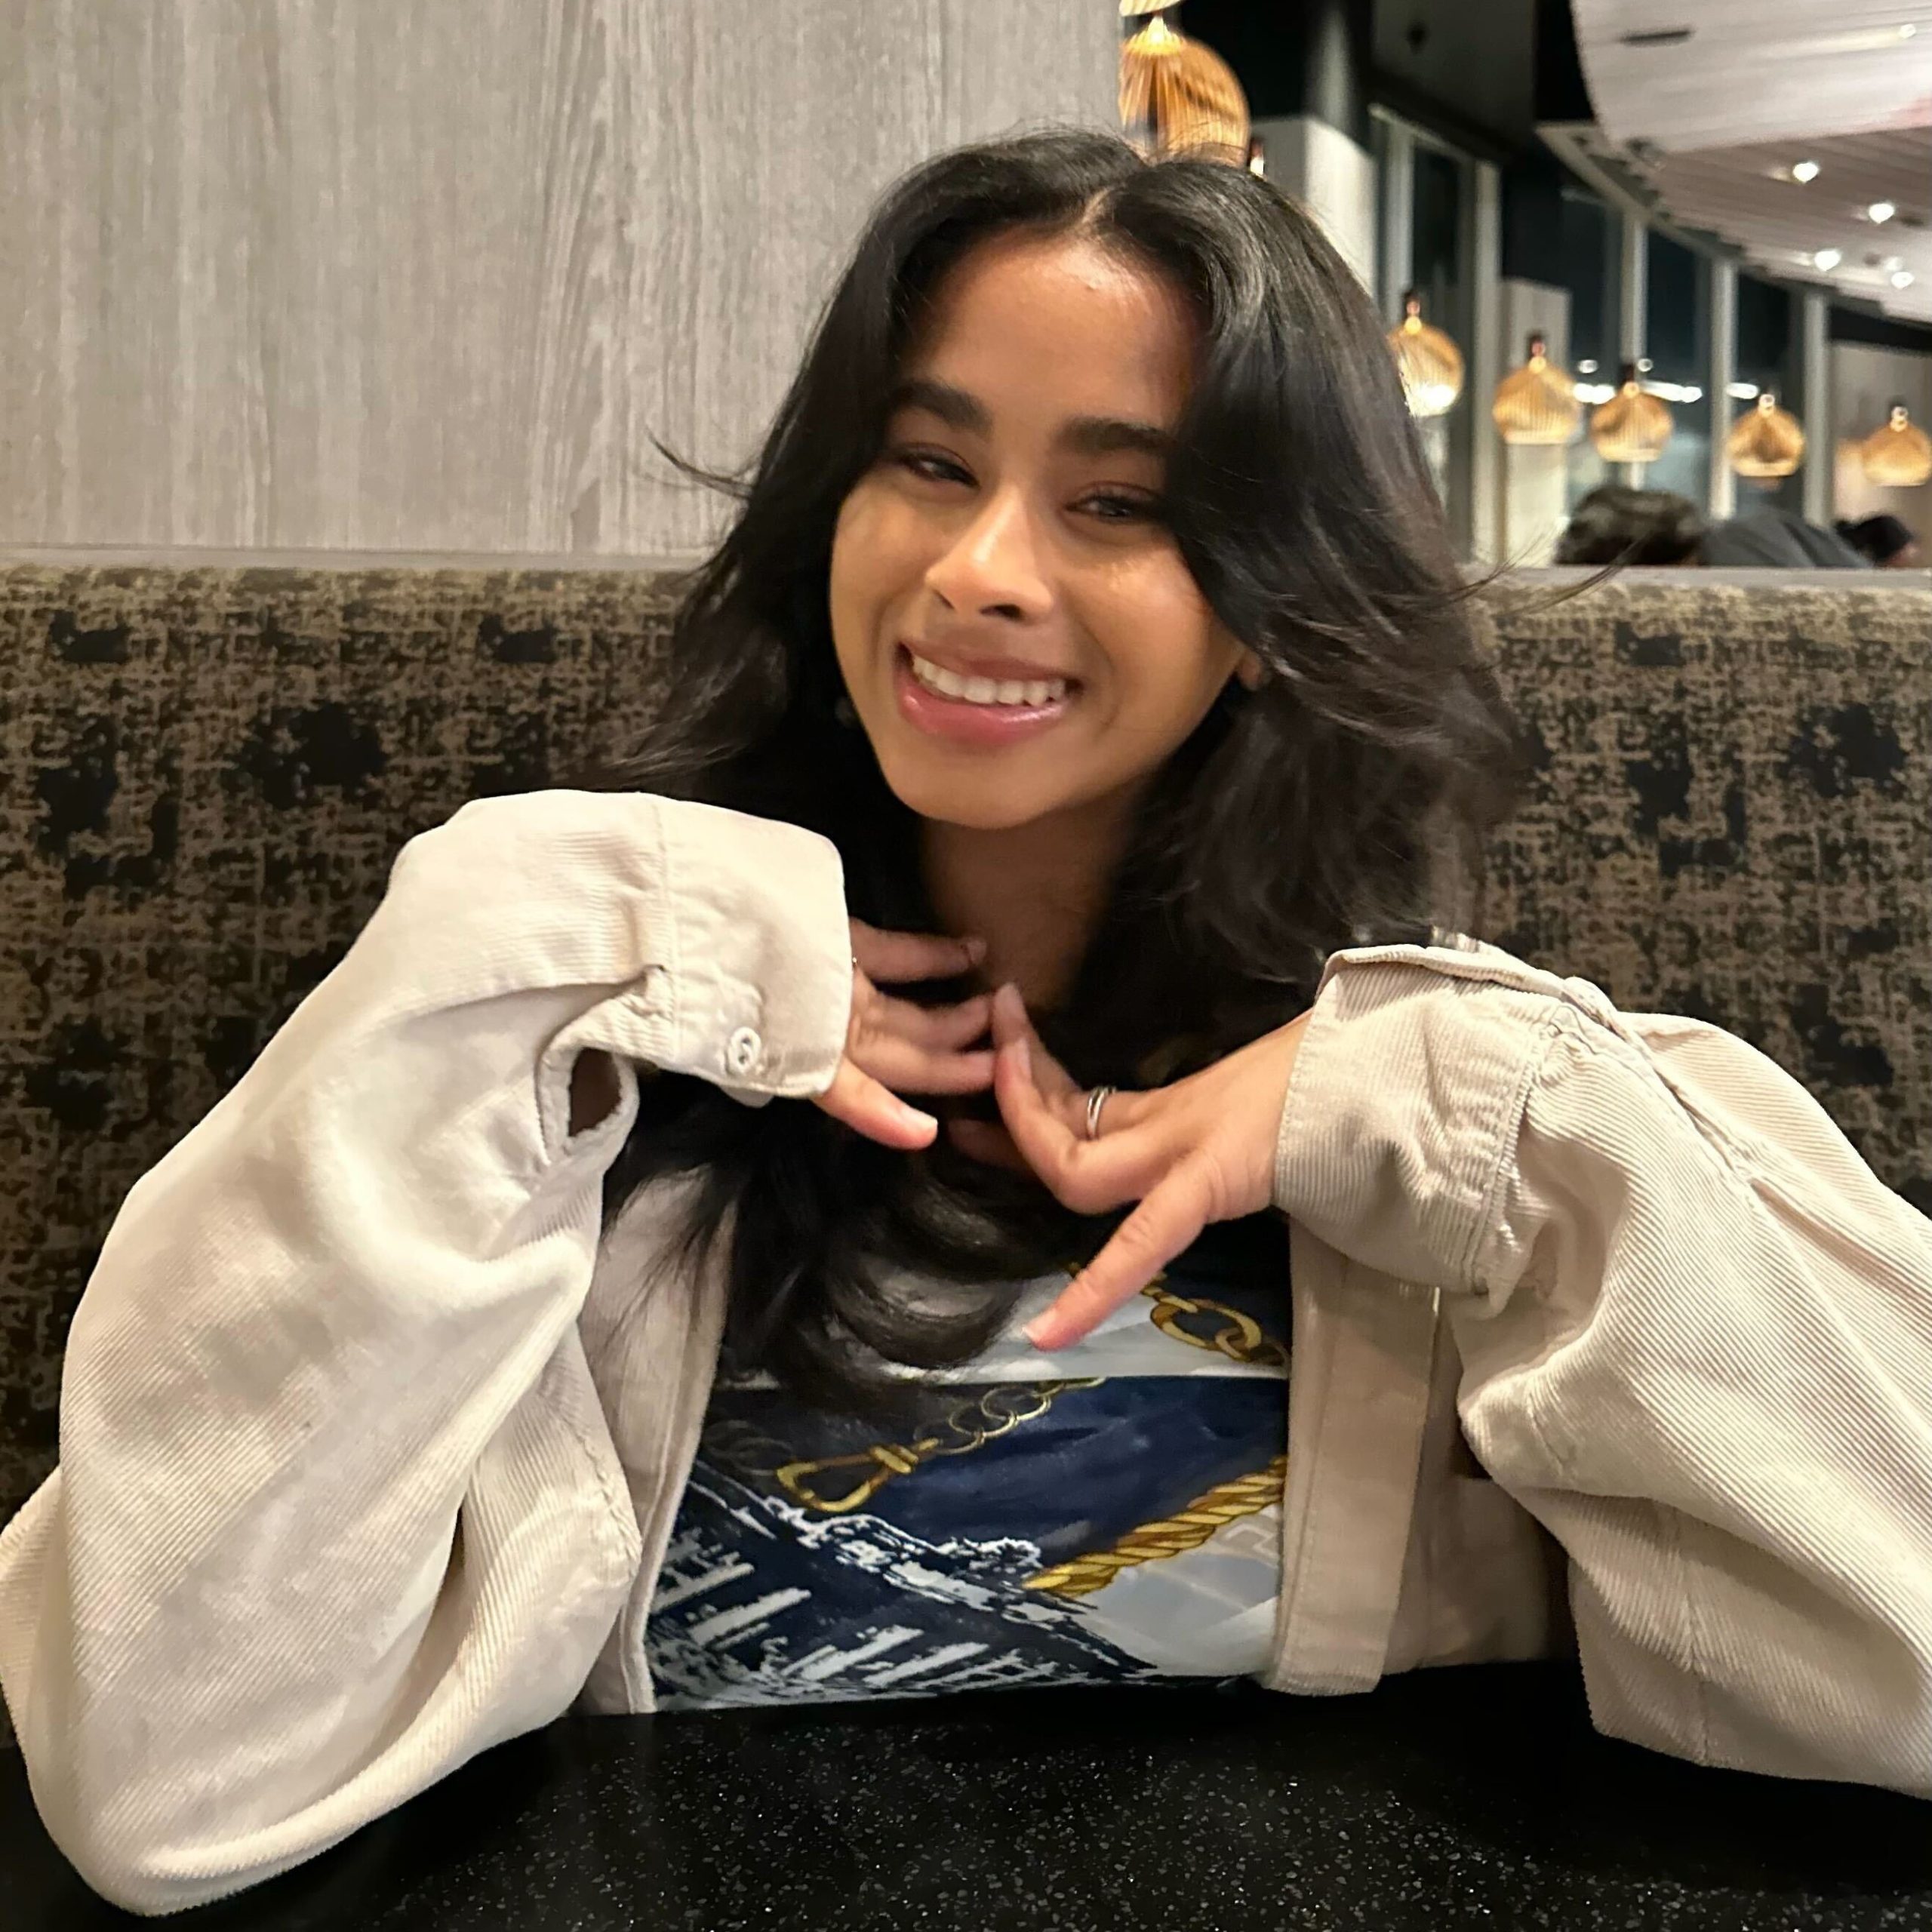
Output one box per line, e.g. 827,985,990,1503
1235,651,1265,692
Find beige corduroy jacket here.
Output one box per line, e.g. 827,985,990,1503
5,789,1931,1918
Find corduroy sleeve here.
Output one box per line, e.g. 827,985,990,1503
1275,937,1932,1797
0,790,852,1915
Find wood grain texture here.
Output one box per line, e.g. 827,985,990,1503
0,1,1115,555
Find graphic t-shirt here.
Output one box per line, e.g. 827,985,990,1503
645,1211,1291,1709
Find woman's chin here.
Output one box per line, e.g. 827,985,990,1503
874,756,1072,833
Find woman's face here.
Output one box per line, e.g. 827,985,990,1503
829,230,1252,832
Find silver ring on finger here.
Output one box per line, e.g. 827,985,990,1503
1084,1084,1117,1142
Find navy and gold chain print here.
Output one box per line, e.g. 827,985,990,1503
645,1212,1291,1708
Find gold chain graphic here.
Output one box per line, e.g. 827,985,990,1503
703,1267,1288,1523
703,1377,1103,1515
1023,1454,1288,1598
1137,1279,1288,1371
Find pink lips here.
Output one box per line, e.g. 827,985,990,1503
891,647,1075,747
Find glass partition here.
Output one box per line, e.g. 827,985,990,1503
1409,138,1475,557
1734,276,1804,514
1642,227,1712,507
1555,183,1621,509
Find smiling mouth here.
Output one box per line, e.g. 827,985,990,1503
903,647,1072,709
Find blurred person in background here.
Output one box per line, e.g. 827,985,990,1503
1836,513,1924,571
1557,485,1869,568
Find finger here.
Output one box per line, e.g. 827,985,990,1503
852,921,986,986
854,1038,997,1097
944,1116,1032,1174
868,991,992,1053
1024,1161,1217,1350
989,984,1081,1106
987,983,1151,1142
811,1059,939,1149
992,1029,1158,1214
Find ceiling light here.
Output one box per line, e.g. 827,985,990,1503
1636,355,1654,371
1790,159,1821,183
1576,358,1598,374
1869,202,1897,223
1726,381,1761,400
1386,291,1465,419
1900,23,1918,37
1492,335,1584,447
1589,363,1674,465
1803,25,1927,51
1814,248,1843,270
1894,269,1917,288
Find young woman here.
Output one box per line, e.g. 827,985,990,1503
5,130,1932,1916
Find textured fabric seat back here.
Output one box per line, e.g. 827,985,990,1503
1,563,1927,1531
1479,578,1930,1225
0,565,680,1526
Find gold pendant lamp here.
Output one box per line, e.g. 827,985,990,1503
1491,333,1581,445
1388,291,1464,418
1589,361,1672,465
1118,2,1250,166
1859,401,1932,488
1725,392,1806,478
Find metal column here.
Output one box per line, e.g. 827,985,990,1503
1709,260,1737,521
1469,161,1503,565
1618,211,1647,488
1798,290,1832,527
1378,121,1413,324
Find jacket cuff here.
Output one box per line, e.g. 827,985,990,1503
515,794,852,1155
1270,942,1569,1293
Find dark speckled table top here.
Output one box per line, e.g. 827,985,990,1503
9,1663,1932,1930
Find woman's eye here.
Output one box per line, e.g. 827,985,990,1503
891,449,972,487
1078,492,1160,525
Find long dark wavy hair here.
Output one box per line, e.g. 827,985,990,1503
595,128,1530,1412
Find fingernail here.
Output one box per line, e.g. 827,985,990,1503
963,936,988,962
1023,1315,1059,1349
1012,1034,1032,1079
901,1103,938,1134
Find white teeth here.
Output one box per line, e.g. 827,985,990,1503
908,651,1069,707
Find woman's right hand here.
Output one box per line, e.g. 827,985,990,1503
813,921,993,1148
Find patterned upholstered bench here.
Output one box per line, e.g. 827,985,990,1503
2,561,1927,1548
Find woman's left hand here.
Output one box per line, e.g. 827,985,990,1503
950,983,1312,1350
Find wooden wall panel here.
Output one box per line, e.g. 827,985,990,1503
0,1,1115,556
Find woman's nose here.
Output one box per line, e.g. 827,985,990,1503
924,486,1052,621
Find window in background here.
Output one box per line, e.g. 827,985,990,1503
1555,183,1621,509
1734,276,1804,514
1642,227,1711,509
1409,137,1475,556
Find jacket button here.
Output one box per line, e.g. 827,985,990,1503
725,1027,763,1077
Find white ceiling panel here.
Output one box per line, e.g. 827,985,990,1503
1646,130,1932,321
1563,5,1932,323
1572,1,1932,150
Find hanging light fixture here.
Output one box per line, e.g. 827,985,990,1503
1118,2,1250,166
1589,361,1673,463
1859,400,1932,488
1726,392,1806,478
1387,291,1464,417
1491,332,1581,445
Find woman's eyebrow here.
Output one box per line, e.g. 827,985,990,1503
1059,414,1173,459
887,377,989,434
888,378,1171,460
